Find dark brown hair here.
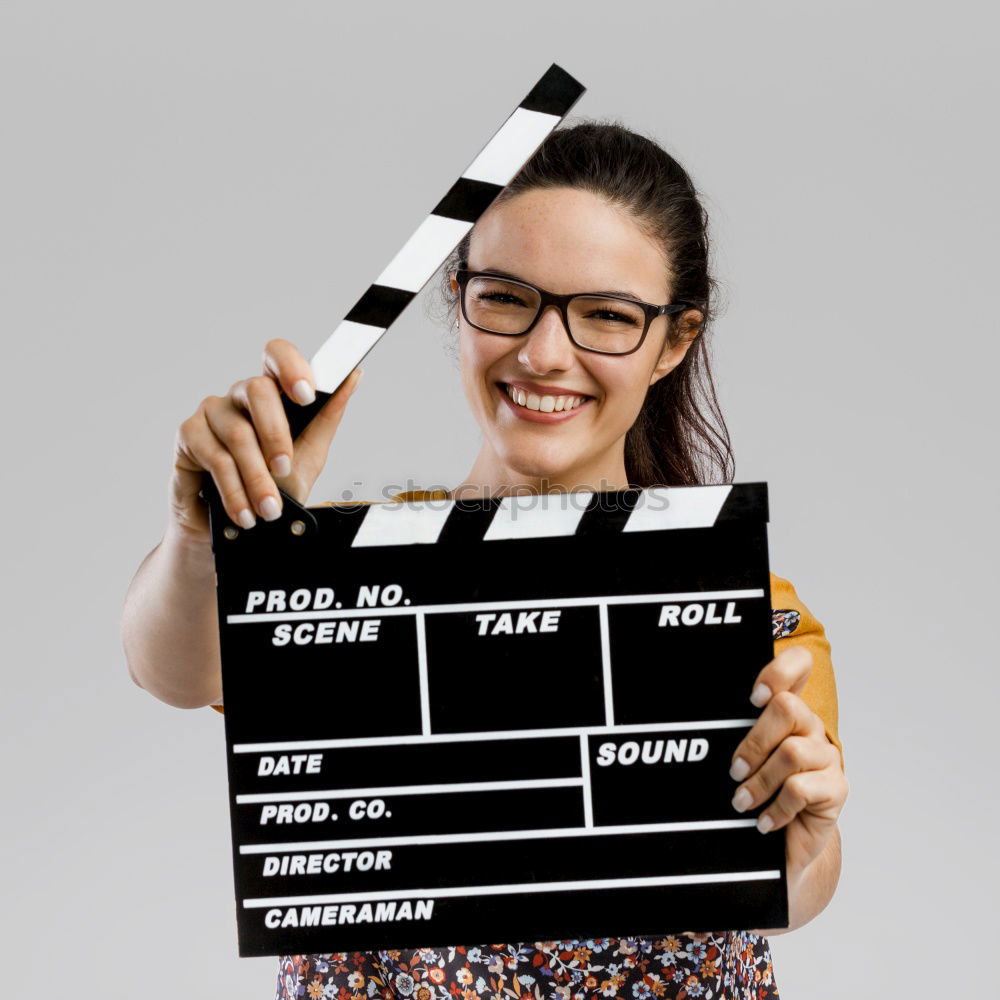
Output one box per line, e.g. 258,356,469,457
438,119,735,487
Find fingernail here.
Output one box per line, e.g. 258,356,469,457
757,814,774,834
237,509,256,530
271,454,292,478
352,368,364,387
750,683,773,708
729,757,750,782
732,787,752,813
260,496,282,521
292,379,315,405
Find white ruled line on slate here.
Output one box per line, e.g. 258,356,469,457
235,776,583,804
233,718,757,754
226,588,765,624
242,869,782,907
239,817,760,854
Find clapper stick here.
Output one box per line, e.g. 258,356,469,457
202,63,585,535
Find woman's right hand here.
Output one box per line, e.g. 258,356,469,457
170,338,363,542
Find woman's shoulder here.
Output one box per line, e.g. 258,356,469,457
313,488,450,507
388,488,450,502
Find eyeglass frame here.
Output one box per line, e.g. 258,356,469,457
451,265,696,356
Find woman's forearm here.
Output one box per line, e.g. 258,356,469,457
121,524,222,709
752,825,842,936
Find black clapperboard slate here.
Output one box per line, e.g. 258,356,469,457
210,484,786,956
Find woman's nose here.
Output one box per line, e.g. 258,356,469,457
516,305,575,373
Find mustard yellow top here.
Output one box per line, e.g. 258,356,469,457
211,488,842,770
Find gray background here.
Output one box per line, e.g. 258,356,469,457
2,0,996,994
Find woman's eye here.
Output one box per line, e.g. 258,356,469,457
588,309,638,325
479,292,525,306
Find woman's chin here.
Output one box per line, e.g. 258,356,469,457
496,445,583,486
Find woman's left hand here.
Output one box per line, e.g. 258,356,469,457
728,645,849,881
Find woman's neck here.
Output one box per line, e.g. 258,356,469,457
449,444,631,500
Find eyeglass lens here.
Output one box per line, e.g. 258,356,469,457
464,275,647,354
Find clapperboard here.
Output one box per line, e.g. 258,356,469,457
211,486,783,956
206,64,787,957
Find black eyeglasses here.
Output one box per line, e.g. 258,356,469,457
452,267,694,356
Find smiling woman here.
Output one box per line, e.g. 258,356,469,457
121,120,846,1000
444,186,715,496
437,122,730,498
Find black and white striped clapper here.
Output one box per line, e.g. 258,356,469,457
212,482,786,957
283,62,586,439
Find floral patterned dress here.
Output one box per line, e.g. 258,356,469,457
272,609,803,1000
275,935,779,1000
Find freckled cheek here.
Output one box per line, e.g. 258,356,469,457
459,331,509,404
591,370,650,430
588,365,634,410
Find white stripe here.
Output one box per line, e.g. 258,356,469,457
415,612,431,736
227,588,764,623
242,869,780,907
482,494,588,541
579,734,593,828
462,107,561,185
236,776,581,804
233,718,755,753
374,215,472,293
351,499,454,547
310,320,385,394
599,602,614,726
623,485,733,532
239,818,758,854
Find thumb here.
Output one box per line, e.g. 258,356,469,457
291,368,364,489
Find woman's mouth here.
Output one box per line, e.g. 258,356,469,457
496,381,593,423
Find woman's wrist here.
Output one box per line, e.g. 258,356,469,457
755,826,842,936
162,516,215,571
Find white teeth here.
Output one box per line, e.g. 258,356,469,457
504,384,586,413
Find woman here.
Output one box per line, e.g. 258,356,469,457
123,121,848,999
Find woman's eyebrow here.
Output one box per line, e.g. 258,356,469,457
479,267,645,300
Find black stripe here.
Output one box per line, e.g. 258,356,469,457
716,482,769,523
519,63,586,116
575,488,644,536
434,497,504,547
344,284,415,328
432,178,505,222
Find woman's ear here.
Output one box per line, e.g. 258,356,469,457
649,309,703,386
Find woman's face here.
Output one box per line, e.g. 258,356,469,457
454,186,699,491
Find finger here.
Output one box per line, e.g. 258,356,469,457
263,338,316,406
203,396,283,522
175,407,257,529
730,732,835,817
731,689,825,786
749,643,813,708
755,767,848,834
292,367,364,485
230,375,295,482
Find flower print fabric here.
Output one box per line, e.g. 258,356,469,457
276,936,779,1000
770,611,800,640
